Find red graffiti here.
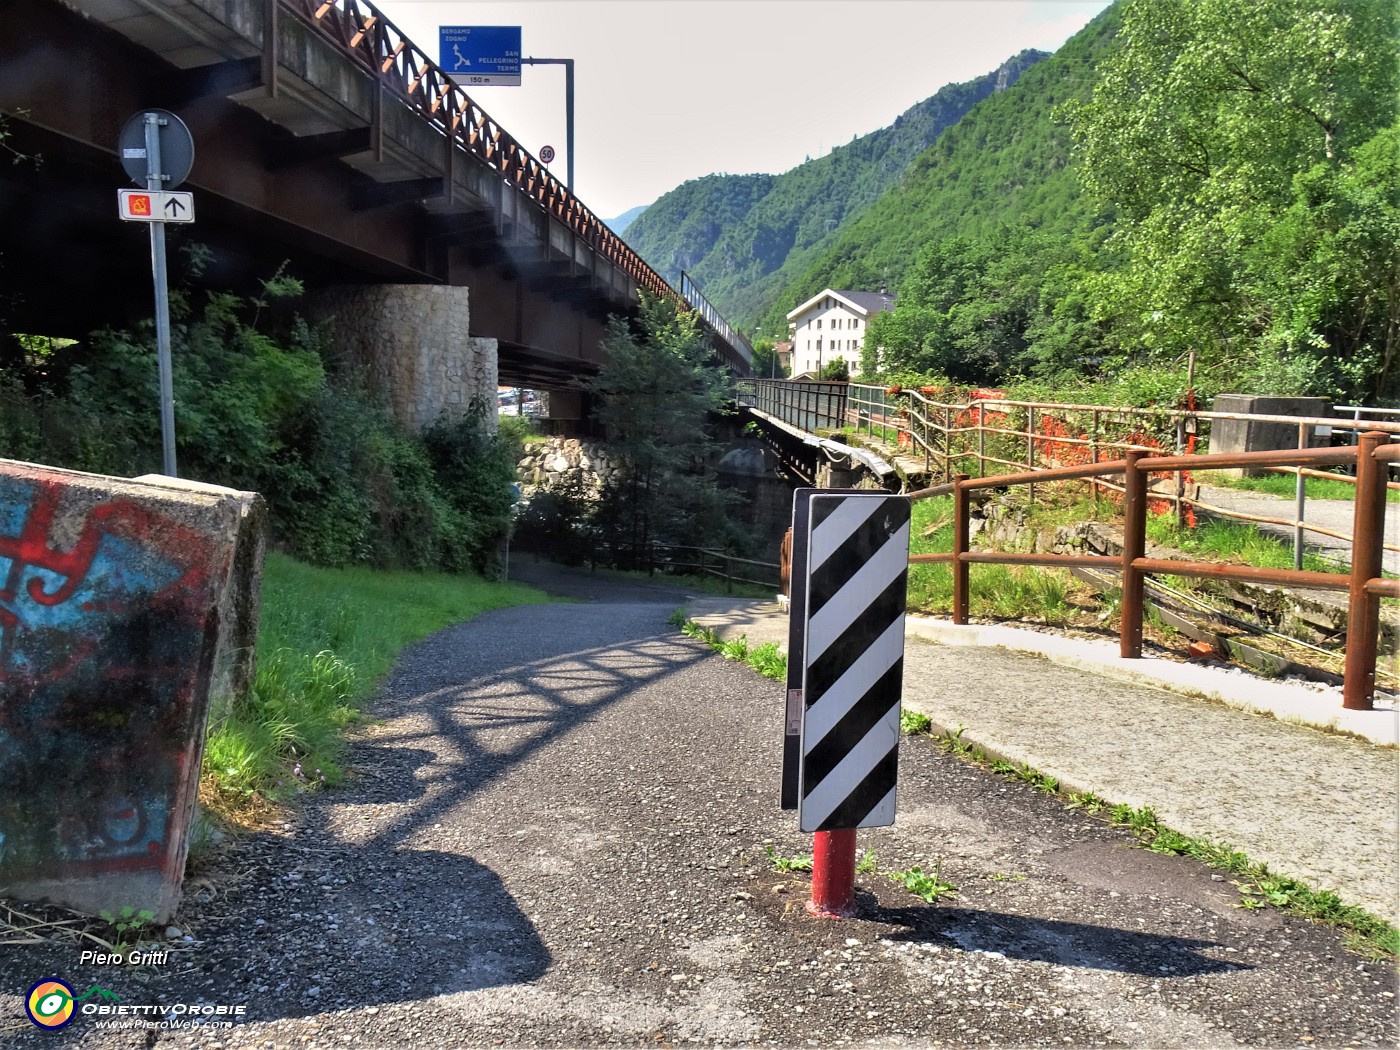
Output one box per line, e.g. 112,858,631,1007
0,477,220,684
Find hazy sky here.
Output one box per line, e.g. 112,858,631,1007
375,1,1113,221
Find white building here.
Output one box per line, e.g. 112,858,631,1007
786,288,895,378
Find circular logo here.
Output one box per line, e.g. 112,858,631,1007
26,978,76,1029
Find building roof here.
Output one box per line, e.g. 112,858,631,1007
837,290,896,314
786,287,896,320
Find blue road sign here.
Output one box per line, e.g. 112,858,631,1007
439,26,521,87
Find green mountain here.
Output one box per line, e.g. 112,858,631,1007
759,7,1121,342
761,0,1395,403
624,50,1048,330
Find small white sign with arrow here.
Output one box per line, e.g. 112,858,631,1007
118,188,196,223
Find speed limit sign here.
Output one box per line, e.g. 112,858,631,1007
540,145,556,164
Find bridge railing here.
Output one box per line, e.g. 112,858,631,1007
735,379,847,432
906,434,1399,711
285,0,669,296
681,273,753,368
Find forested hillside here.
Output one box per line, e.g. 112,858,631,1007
766,0,1398,403
759,6,1122,380
624,51,1046,329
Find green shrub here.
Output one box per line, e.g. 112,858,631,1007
3,259,518,577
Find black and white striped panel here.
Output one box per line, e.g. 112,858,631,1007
798,493,911,833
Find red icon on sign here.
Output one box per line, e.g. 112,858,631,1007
129,195,152,216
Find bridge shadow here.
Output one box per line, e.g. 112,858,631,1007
857,899,1246,977
200,604,711,1022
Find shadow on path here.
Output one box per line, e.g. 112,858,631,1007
864,901,1244,977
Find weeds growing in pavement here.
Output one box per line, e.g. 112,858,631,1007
856,850,880,874
675,618,787,681
898,716,1399,959
887,861,959,903
764,845,813,872
96,908,157,953
900,709,933,735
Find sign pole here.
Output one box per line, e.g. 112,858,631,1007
808,829,857,918
522,57,574,190
143,113,178,477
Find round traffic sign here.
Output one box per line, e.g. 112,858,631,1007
118,110,195,189
539,144,556,165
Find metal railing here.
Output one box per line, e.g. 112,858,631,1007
587,540,781,593
740,379,1400,569
282,0,686,300
681,274,753,368
735,379,848,432
908,435,1399,710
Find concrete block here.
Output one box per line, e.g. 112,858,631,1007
0,461,266,921
1210,395,1331,477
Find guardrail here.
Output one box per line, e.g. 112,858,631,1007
739,379,1400,569
906,435,1397,710
588,540,781,593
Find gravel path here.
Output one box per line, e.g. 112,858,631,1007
1,564,1396,1048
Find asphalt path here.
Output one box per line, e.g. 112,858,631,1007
1,564,1395,1048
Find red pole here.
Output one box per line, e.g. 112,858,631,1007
808,829,858,918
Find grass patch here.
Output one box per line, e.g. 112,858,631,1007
905,721,1399,960
907,495,1088,622
674,614,787,682
1146,512,1344,574
204,552,554,813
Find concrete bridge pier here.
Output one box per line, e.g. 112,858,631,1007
307,285,499,434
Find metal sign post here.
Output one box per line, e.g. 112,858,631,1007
118,109,195,479
145,113,178,478
788,490,911,918
522,57,574,190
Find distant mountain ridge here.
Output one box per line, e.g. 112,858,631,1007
624,50,1048,329
758,8,1121,338
605,205,648,234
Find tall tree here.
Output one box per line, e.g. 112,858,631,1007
589,294,741,560
1063,0,1399,399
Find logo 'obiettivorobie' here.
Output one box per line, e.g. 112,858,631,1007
24,979,120,1030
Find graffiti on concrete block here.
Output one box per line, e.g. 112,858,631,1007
0,473,219,883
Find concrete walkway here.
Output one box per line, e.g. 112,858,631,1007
686,597,1400,924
